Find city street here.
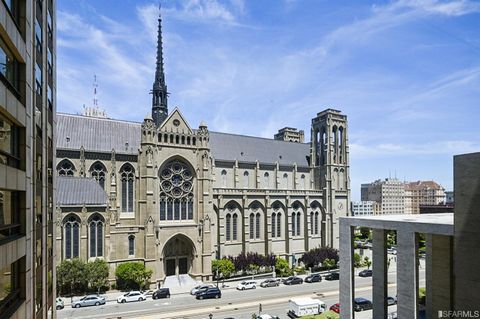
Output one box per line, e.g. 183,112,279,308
58,268,425,319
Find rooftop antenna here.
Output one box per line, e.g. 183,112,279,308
93,74,99,108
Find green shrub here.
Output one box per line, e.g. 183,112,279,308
275,257,293,277
212,258,235,279
115,262,152,291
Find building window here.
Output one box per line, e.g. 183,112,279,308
128,235,135,256
243,171,249,188
0,38,21,97
232,213,238,241
264,172,269,188
221,170,227,188
0,259,22,317
47,47,53,77
0,114,20,168
291,212,296,236
35,18,42,54
276,212,281,238
314,212,319,235
0,190,21,241
310,212,314,235
90,162,107,189
225,213,231,241
89,214,104,258
159,160,194,221
249,213,254,240
271,212,276,238
300,174,306,190
57,159,75,176
296,212,301,236
255,213,260,239
121,164,135,213
64,215,80,259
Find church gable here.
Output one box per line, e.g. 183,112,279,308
159,108,193,134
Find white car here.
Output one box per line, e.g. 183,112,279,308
190,284,213,295
117,291,146,303
236,280,257,290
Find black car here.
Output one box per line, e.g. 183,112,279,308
196,287,221,300
152,288,170,299
359,269,373,277
305,273,322,283
354,297,373,311
283,276,303,285
324,272,339,281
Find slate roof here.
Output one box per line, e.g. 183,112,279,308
57,113,141,154
57,176,109,206
56,113,311,166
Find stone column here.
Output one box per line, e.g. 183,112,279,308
372,229,387,318
339,219,354,318
397,230,418,319
426,234,453,318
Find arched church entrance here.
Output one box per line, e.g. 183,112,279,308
163,234,195,276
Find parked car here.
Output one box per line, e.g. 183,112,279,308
72,295,106,308
387,296,397,305
190,284,213,295
354,297,373,311
56,297,64,310
324,272,339,281
195,287,221,300
387,248,397,255
237,280,257,290
152,288,171,299
283,276,303,285
305,273,322,283
330,303,340,313
260,278,281,288
256,315,280,319
359,269,373,277
116,291,146,303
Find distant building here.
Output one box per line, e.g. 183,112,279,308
274,127,305,143
361,178,405,214
405,180,445,214
419,204,454,214
445,190,454,204
351,201,381,216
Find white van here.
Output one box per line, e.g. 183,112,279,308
287,298,326,317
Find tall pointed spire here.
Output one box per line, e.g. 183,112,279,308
151,4,168,127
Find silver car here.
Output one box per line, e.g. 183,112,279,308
72,295,106,308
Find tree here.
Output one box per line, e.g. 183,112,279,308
115,262,152,291
86,258,110,294
359,227,371,239
298,247,339,269
275,257,293,277
323,258,336,270
212,258,235,279
57,259,88,296
363,256,372,269
353,253,362,268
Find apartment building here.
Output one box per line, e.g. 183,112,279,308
361,178,405,214
0,0,56,318
405,180,445,214
351,201,381,216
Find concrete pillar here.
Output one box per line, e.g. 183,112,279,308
426,234,453,318
339,220,354,319
372,229,387,318
397,230,418,319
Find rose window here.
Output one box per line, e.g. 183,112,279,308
159,160,194,221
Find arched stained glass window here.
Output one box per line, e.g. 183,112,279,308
64,215,80,259
128,235,135,256
159,160,194,221
232,213,238,241
271,212,276,237
276,213,281,238
57,159,75,176
89,215,104,258
226,213,231,241
121,164,135,212
90,162,107,189
255,213,260,239
221,170,227,188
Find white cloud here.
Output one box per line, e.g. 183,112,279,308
389,0,480,16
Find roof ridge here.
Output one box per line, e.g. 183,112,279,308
210,130,310,145
57,112,142,125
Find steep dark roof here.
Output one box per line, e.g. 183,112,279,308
57,176,108,206
209,131,310,166
56,113,311,166
57,113,141,154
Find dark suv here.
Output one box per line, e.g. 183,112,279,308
354,297,373,311
359,269,373,277
196,287,221,300
283,276,303,285
152,288,170,299
305,273,322,283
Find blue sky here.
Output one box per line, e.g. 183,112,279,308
57,0,480,200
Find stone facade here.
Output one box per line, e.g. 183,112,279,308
54,13,351,286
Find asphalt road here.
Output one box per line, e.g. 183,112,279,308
58,269,426,319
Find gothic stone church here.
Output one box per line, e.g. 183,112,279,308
55,14,351,284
